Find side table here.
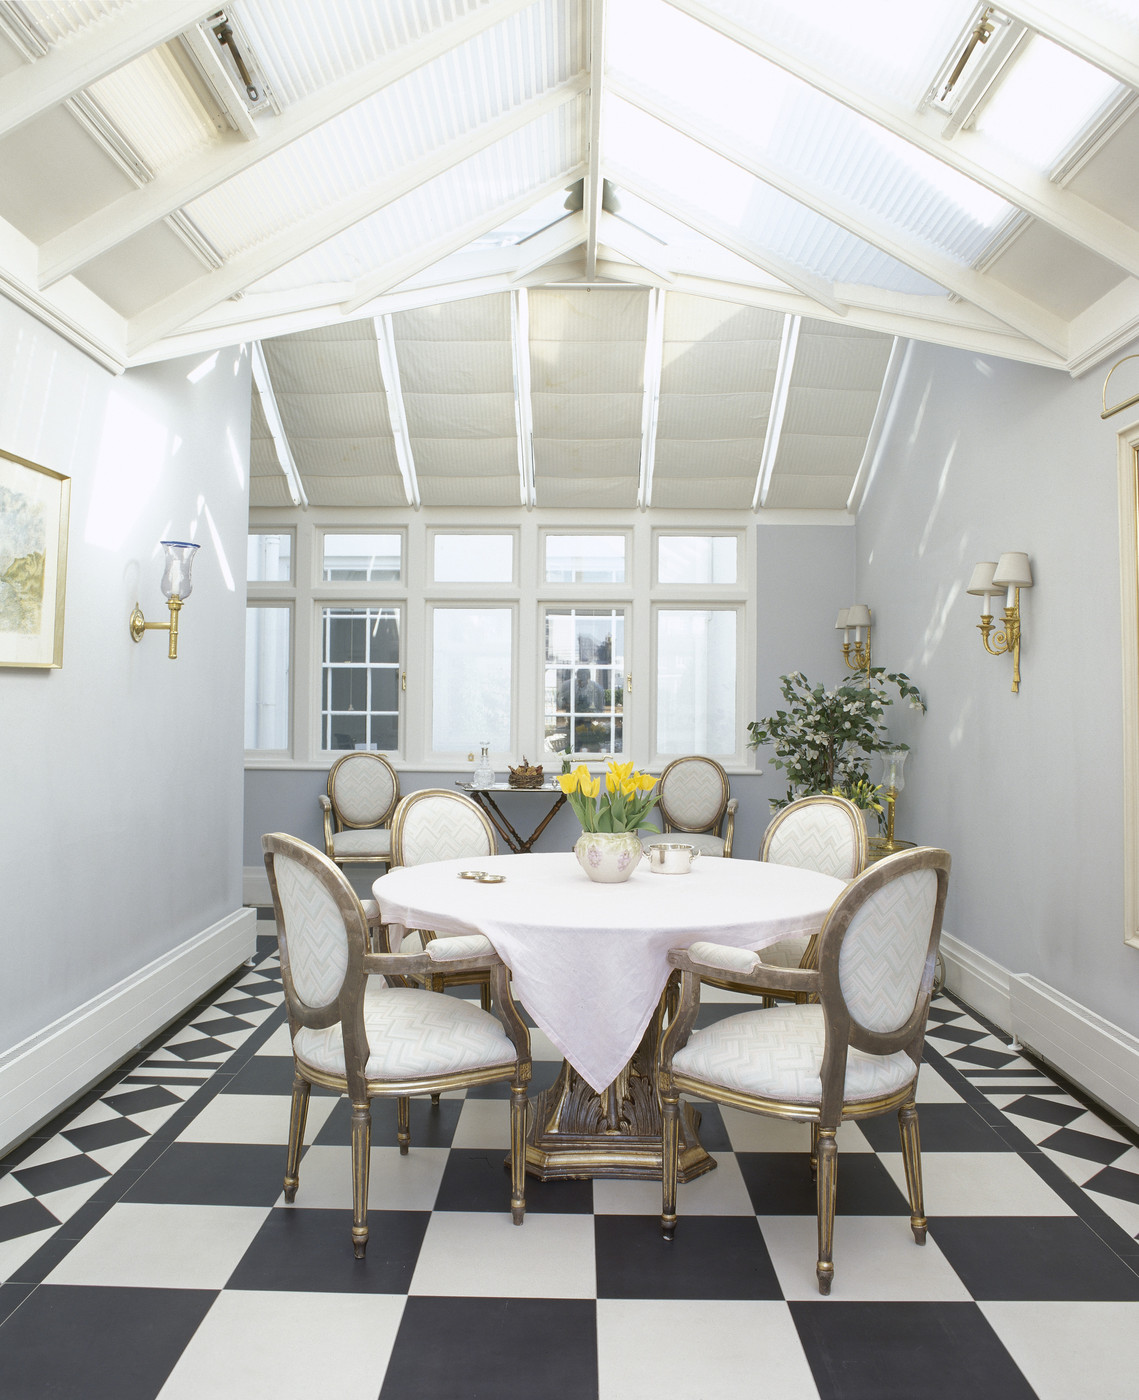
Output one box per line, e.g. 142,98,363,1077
456,781,567,853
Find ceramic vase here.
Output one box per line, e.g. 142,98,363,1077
574,830,643,883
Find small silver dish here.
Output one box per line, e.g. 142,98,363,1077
475,872,506,883
458,869,486,880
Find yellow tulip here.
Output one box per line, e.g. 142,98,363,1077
606,770,620,793
583,775,601,798
635,772,657,791
557,772,579,794
610,760,635,781
620,777,636,798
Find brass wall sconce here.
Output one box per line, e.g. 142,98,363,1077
835,603,873,675
129,540,200,659
966,552,1033,693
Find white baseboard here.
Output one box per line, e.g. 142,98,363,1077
243,865,271,907
0,907,257,1156
939,931,1139,1132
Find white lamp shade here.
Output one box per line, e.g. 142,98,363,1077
966,561,998,596
834,608,850,630
993,552,1032,589
846,603,871,629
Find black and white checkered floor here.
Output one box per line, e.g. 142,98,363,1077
3,929,1139,1400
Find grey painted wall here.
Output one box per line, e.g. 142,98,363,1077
243,521,856,891
858,337,1139,1037
0,301,250,1054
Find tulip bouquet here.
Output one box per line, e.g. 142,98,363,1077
557,760,660,833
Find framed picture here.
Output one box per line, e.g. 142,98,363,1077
0,447,71,668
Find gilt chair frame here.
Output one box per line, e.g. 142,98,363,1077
319,751,401,870
654,755,738,857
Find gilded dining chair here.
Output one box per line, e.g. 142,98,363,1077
319,751,400,874
658,845,950,1294
263,832,531,1258
639,755,738,857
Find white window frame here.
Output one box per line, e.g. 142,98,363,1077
314,600,405,759
244,600,294,757
247,527,296,585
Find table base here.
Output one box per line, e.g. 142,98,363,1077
523,1014,715,1182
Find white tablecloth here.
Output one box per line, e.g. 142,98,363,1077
373,851,845,1093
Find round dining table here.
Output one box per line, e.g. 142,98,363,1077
373,850,845,1181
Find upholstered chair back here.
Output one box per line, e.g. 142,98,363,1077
391,789,497,867
658,756,728,831
762,794,866,882
328,752,399,827
835,866,939,1035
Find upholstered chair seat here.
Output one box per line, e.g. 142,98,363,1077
638,755,736,857
331,828,392,859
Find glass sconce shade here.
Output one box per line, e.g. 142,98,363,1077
966,561,998,597
159,541,200,601
993,552,1032,589
879,744,908,791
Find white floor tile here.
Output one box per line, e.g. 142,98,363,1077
36,1175,106,1224
62,1101,124,1130
1041,1146,1105,1186
450,1097,510,1149
878,1151,1074,1216
13,1138,82,1171
124,1104,184,1136
410,1211,595,1297
1109,1146,1139,1175
284,1145,447,1212
1064,1110,1132,1145
1006,1113,1082,1148
529,1027,563,1062
594,1152,755,1217
156,1290,404,1400
87,1138,151,1175
759,1214,971,1302
597,1299,819,1400
914,1065,964,1104
0,1175,32,1208
721,1108,871,1154
255,1024,293,1056
1085,1189,1139,1238
45,1202,270,1289
980,1302,1139,1400
0,1227,56,1284
177,1092,337,1145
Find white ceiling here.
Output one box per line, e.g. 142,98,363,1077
1,0,1137,511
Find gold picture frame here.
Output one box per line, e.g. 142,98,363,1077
0,447,71,668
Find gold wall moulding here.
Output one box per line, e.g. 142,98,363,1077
1102,354,1139,421
0,447,70,669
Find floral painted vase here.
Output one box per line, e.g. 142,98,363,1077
574,830,643,884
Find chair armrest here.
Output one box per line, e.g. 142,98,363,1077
318,794,334,857
723,798,738,858
363,943,504,980
667,942,818,995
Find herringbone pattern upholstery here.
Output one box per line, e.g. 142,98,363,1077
274,855,349,1008
660,758,726,830
838,868,937,1033
672,1003,916,1103
331,828,392,858
766,802,862,881
293,986,517,1079
396,794,494,867
426,933,495,962
331,754,397,826
687,940,760,974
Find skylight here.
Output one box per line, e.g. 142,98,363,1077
972,32,1124,171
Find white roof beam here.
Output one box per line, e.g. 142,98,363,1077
510,210,586,281
597,209,676,284
612,78,1067,355
754,314,799,509
665,0,1139,280
1002,0,1139,92
606,166,846,315
251,341,307,508
126,78,588,352
0,0,215,140
510,289,536,508
583,0,606,280
37,0,546,287
637,287,665,509
345,165,587,313
846,336,906,514
373,315,420,509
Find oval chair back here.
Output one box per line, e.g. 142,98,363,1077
762,793,867,882
390,789,497,867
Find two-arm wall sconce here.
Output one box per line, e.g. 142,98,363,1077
129,540,200,659
835,604,873,675
966,552,1033,693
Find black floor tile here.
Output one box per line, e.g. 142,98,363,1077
313,1095,464,1150
465,1060,562,1098
227,1207,430,1293
930,1215,1139,1300
165,1036,233,1061
790,1301,1037,1400
683,1100,733,1153
857,1104,1010,1154
1002,1095,1086,1127
62,1117,149,1153
215,995,277,1016
0,1285,216,1400
12,1153,108,1197
102,1085,183,1116
190,1014,259,1037
736,1151,909,1216
221,1054,334,1096
924,1025,988,1046
435,1149,593,1214
1038,1126,1131,1165
0,1282,33,1326
124,1143,286,1207
595,1213,782,1299
947,1046,1020,1069
380,1297,598,1400
1079,1163,1139,1205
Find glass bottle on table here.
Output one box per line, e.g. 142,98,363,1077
472,741,495,788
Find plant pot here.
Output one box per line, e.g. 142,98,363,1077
574,830,643,883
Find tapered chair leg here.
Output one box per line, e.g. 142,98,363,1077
660,1091,680,1240
816,1127,838,1295
509,1081,528,1225
283,1072,311,1203
809,1122,820,1178
397,1095,411,1155
898,1098,927,1244
351,1099,372,1258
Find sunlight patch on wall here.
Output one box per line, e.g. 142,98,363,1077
85,398,168,550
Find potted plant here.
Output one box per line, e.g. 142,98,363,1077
558,760,660,882
747,669,925,816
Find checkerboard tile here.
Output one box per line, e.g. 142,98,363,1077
1,936,1138,1400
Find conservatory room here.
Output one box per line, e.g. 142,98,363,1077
2,2,1139,1398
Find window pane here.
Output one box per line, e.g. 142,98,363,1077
545,535,625,584
321,607,400,751
434,534,513,583
247,533,291,582
658,535,737,584
322,533,401,582
432,609,512,752
544,608,625,756
245,607,290,749
657,611,736,756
